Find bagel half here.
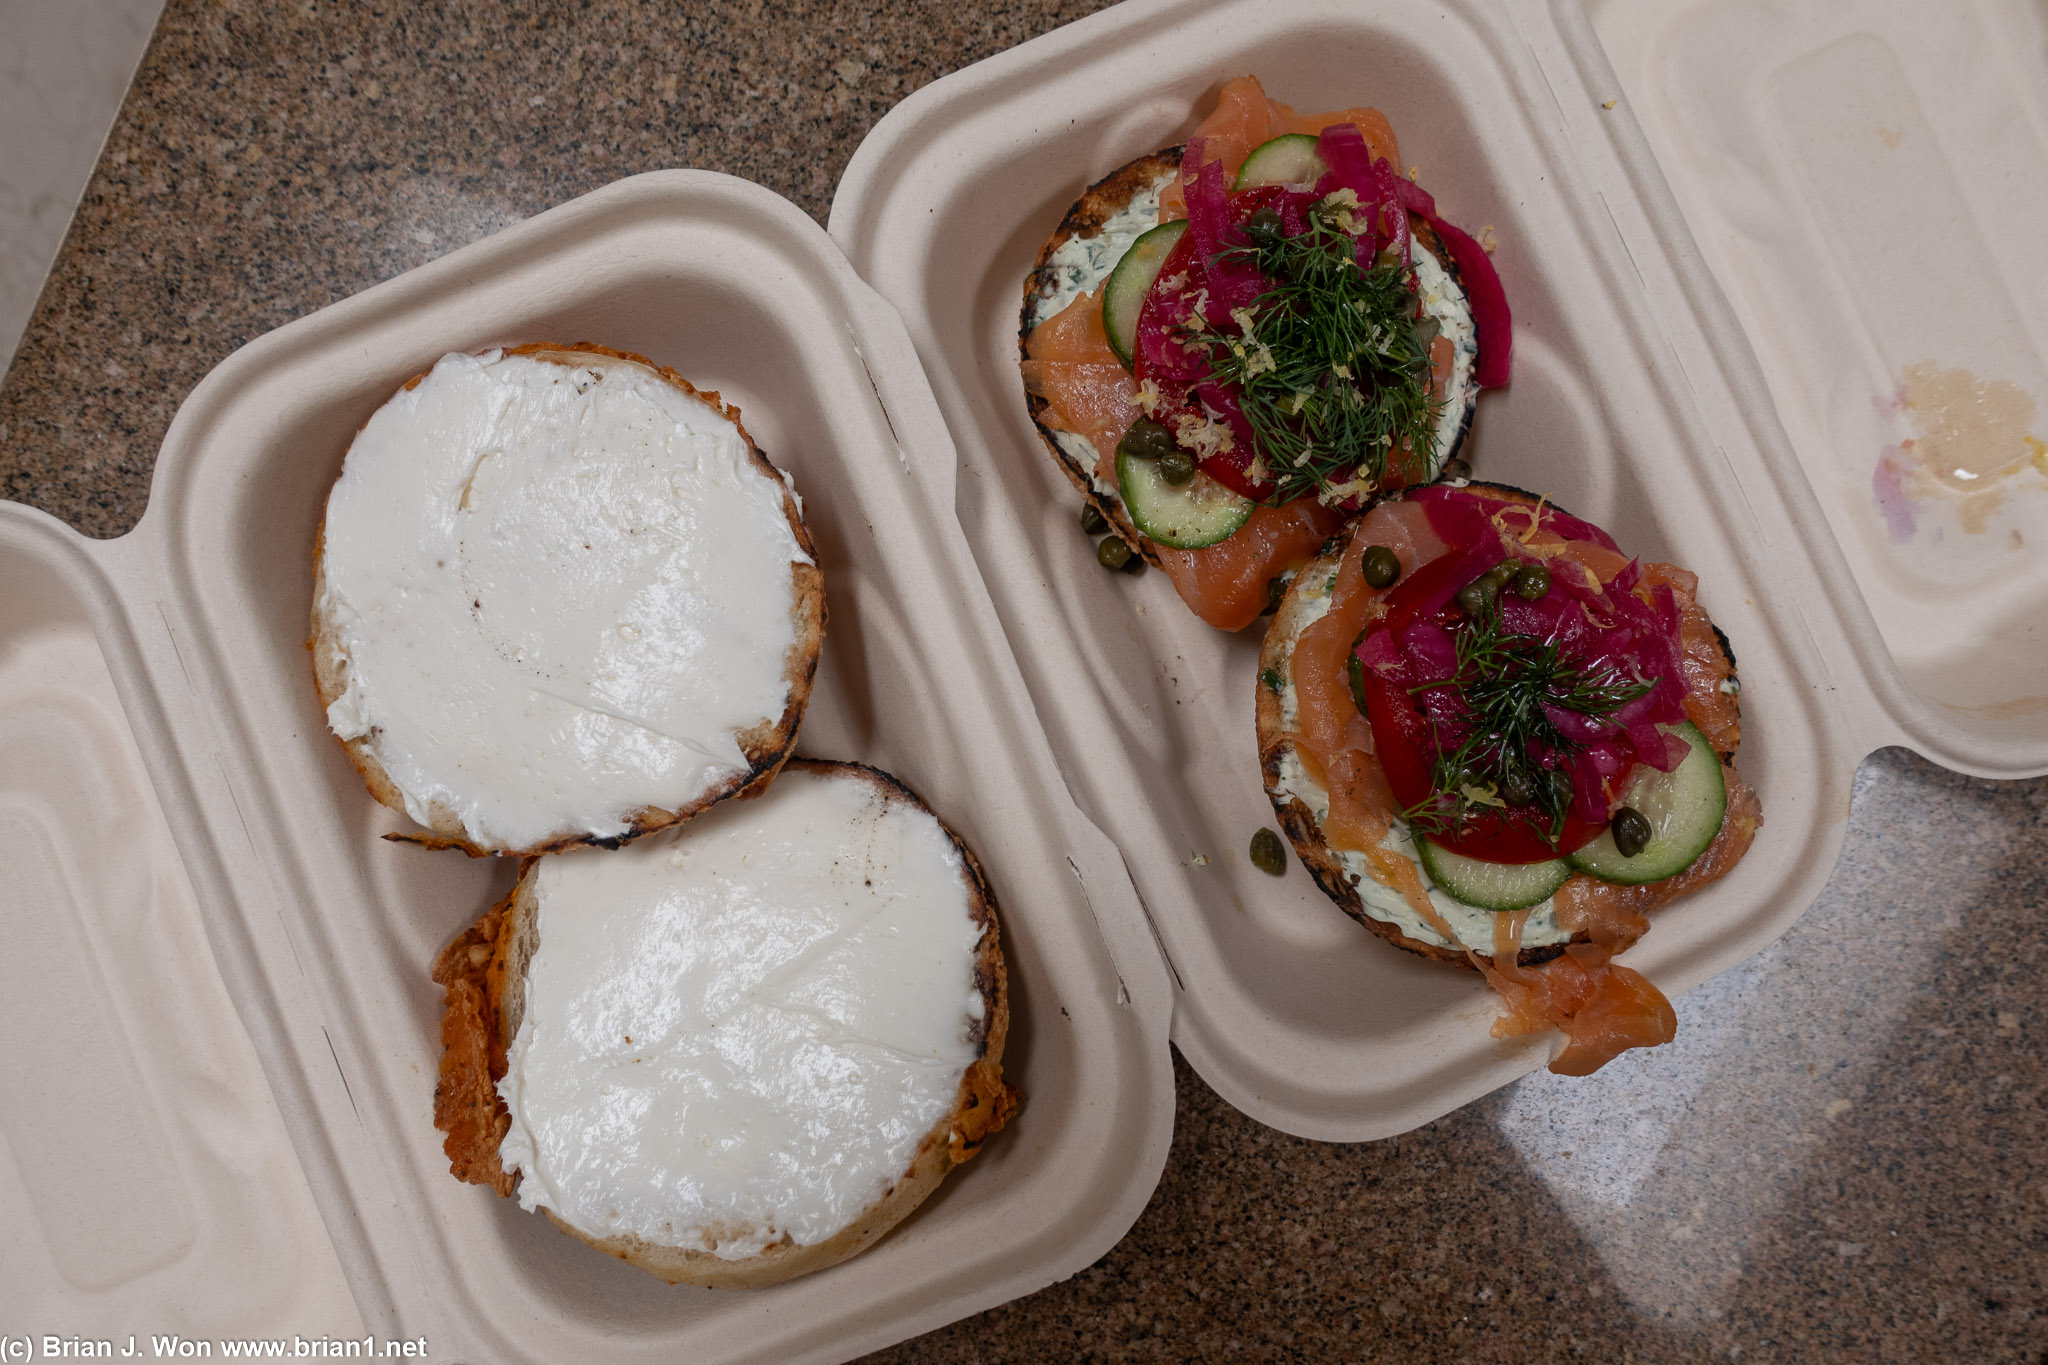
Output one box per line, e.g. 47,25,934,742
1255,482,1750,968
430,759,1018,1288
1018,150,1481,567
312,342,825,858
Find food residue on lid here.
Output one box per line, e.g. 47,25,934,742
1902,360,2041,490
1870,361,2045,540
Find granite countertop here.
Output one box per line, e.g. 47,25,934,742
4,2,2044,1360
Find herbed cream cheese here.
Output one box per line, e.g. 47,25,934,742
1270,582,1572,954
317,349,810,852
1411,241,1479,472
496,766,985,1260
1029,172,1172,330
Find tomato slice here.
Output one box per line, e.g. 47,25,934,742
1356,663,1434,804
1356,627,1608,865
1439,806,1604,865
1378,551,1476,637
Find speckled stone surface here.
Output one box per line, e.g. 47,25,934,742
4,4,2045,1362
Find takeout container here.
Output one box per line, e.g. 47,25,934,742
0,173,1173,1361
9,0,2046,1356
828,0,2048,1142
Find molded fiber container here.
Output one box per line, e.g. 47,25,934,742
828,0,2048,1141
8,0,2044,1356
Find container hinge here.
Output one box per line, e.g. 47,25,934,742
1064,857,1131,1006
1066,855,1183,1004
322,1027,360,1121
153,599,196,692
846,323,911,475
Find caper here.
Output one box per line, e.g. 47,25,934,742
1246,206,1285,248
1412,316,1442,352
1611,806,1653,859
1439,457,1473,484
1250,827,1288,876
1159,449,1198,485
1548,767,1575,808
1079,501,1108,534
1361,544,1402,589
1500,767,1538,807
1455,577,1497,616
1514,563,1551,601
1097,536,1134,570
1117,417,1178,462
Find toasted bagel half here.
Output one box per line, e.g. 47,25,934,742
430,759,1018,1287
1254,482,1751,968
1017,150,1482,567
312,342,824,858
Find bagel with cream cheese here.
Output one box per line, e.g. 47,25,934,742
430,759,1018,1287
1018,75,1510,632
1255,482,1761,1075
312,342,824,858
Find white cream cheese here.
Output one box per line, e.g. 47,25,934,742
1270,581,1572,954
317,349,810,852
496,765,985,1260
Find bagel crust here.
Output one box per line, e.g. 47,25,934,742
430,759,1019,1287
1254,483,1746,968
311,342,825,858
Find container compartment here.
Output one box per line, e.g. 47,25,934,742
117,173,1173,1362
833,0,1855,1138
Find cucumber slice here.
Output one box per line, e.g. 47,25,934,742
1116,448,1251,549
1416,837,1571,912
1101,219,1188,368
1234,133,1329,190
1566,722,1728,885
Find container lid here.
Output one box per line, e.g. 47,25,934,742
1576,0,2048,777
0,505,362,1340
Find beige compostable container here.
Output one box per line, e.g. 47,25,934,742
828,0,2048,1143
0,172,1174,1362
8,0,2047,1357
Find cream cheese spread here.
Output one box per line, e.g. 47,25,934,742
317,349,810,852
1270,581,1572,954
496,765,985,1260
1411,240,1479,473
1028,171,1172,330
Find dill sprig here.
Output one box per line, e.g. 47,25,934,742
1180,209,1442,505
1400,594,1653,845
